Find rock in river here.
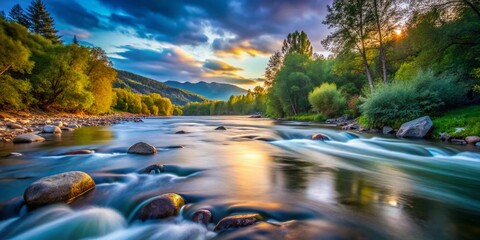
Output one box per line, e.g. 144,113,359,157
43,125,62,134
142,164,164,174
64,150,94,155
192,209,212,226
215,126,227,130
13,134,45,144
127,142,157,155
139,193,185,221
311,134,329,141
24,171,95,207
214,213,265,231
396,116,432,138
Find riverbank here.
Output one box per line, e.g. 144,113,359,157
278,105,480,146
0,111,145,142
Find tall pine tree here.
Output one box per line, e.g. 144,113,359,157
27,0,60,44
8,4,30,29
73,35,78,45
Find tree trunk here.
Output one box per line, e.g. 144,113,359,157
374,0,388,84
360,44,375,93
0,65,12,75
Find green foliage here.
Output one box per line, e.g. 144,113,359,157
286,113,327,122
113,88,173,116
0,75,31,109
183,88,267,116
281,31,313,57
308,83,347,117
360,70,468,128
432,105,480,138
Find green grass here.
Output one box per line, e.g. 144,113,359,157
286,113,327,122
432,105,480,138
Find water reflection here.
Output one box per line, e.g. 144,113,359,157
0,116,479,239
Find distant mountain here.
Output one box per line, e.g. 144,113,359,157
164,81,248,100
114,70,206,105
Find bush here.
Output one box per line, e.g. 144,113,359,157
308,83,347,117
360,70,468,128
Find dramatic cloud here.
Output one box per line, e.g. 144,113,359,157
0,0,333,89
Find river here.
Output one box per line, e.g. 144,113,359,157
0,116,479,239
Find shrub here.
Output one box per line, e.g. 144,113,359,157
308,83,347,117
360,70,468,128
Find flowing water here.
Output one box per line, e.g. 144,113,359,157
0,116,479,240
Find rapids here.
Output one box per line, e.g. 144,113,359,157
0,116,479,239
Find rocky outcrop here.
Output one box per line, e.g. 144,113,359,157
192,209,212,226
396,116,432,138
23,171,95,207
139,193,185,221
127,142,157,155
214,213,264,231
13,134,45,144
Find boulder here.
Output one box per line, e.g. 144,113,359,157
54,121,63,127
214,213,265,231
383,126,394,134
142,164,164,174
396,116,432,138
127,142,157,155
192,209,212,226
139,193,185,221
465,136,480,145
175,130,187,134
311,134,329,141
43,125,62,134
215,126,227,130
23,171,95,207
13,134,45,144
64,150,94,155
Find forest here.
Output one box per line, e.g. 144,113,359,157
0,0,176,116
184,0,480,136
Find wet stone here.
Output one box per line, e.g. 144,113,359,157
215,126,227,130
214,213,265,231
311,134,329,141
142,164,165,174
127,142,157,155
192,209,212,226
23,171,95,207
139,193,185,221
13,134,45,144
64,150,94,155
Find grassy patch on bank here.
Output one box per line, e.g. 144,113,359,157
432,105,480,138
286,113,327,122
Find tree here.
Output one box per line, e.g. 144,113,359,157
0,11,5,21
30,45,93,110
0,20,33,76
281,31,313,58
9,4,30,28
371,0,402,84
73,35,78,45
411,0,480,19
85,47,117,114
264,51,282,88
323,0,376,92
27,0,61,43
308,83,347,117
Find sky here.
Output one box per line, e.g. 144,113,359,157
1,0,332,90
